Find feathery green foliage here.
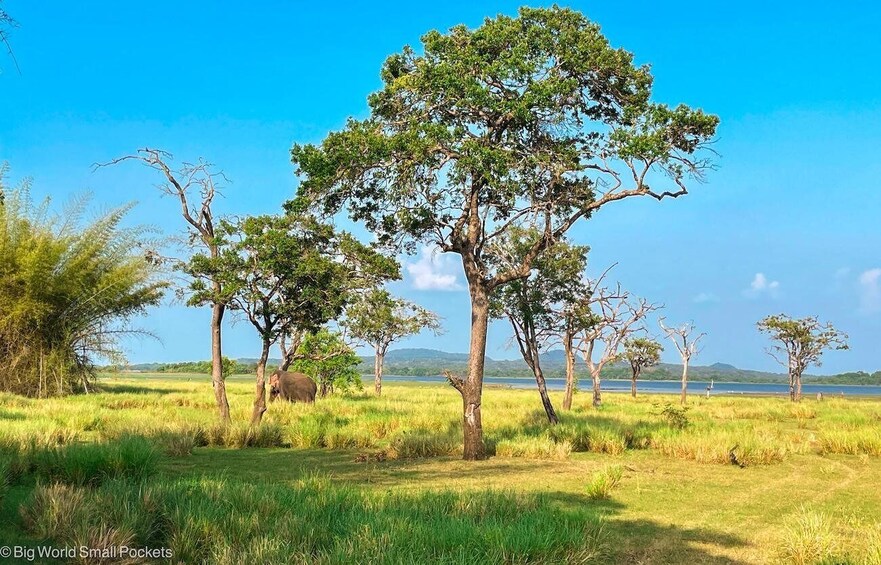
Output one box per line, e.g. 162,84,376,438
0,172,165,396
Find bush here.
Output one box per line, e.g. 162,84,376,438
0,182,165,396
658,403,690,430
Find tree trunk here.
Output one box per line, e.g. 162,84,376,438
795,372,803,402
631,367,640,398
562,328,576,410
788,369,796,402
374,346,385,396
591,370,602,407
250,340,271,426
210,302,231,424
460,284,489,461
529,349,558,425
680,359,689,405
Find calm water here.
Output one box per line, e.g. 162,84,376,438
383,375,881,396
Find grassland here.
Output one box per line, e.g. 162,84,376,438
2,375,881,563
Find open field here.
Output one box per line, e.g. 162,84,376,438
2,375,881,563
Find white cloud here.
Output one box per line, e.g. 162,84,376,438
743,272,780,298
693,292,720,304
858,268,881,314
406,246,464,291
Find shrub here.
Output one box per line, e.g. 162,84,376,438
658,403,690,430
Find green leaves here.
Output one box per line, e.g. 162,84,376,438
210,212,399,347
346,288,442,352
0,178,166,396
290,6,718,287
757,314,849,371
291,329,362,395
623,337,664,373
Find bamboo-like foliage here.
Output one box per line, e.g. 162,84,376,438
0,172,165,396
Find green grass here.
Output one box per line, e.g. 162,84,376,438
1,375,881,563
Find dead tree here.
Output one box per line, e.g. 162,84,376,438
98,148,231,424
659,319,706,405
576,285,660,407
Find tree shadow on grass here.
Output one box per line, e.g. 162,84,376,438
162,447,752,564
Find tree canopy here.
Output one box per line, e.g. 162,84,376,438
757,314,848,401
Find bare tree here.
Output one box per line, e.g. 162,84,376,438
98,149,232,423
0,3,20,75
576,285,659,407
757,314,848,402
659,319,705,405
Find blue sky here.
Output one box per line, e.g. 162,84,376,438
1,1,878,374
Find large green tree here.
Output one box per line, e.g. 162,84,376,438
346,288,441,396
214,213,397,424
757,314,848,402
489,226,588,424
0,174,165,396
290,7,718,459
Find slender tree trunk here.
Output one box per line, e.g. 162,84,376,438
562,328,576,410
250,340,271,426
210,302,231,424
591,369,602,407
795,371,803,402
631,367,640,398
460,284,489,461
680,359,689,405
528,348,558,425
374,346,385,396
788,369,796,402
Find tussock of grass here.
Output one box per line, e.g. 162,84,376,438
776,508,840,565
585,465,624,500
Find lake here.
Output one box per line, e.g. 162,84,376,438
383,375,881,396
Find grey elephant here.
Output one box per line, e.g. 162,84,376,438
269,370,317,403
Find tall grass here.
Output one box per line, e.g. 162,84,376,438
3,436,158,487
2,378,881,466
21,475,609,564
